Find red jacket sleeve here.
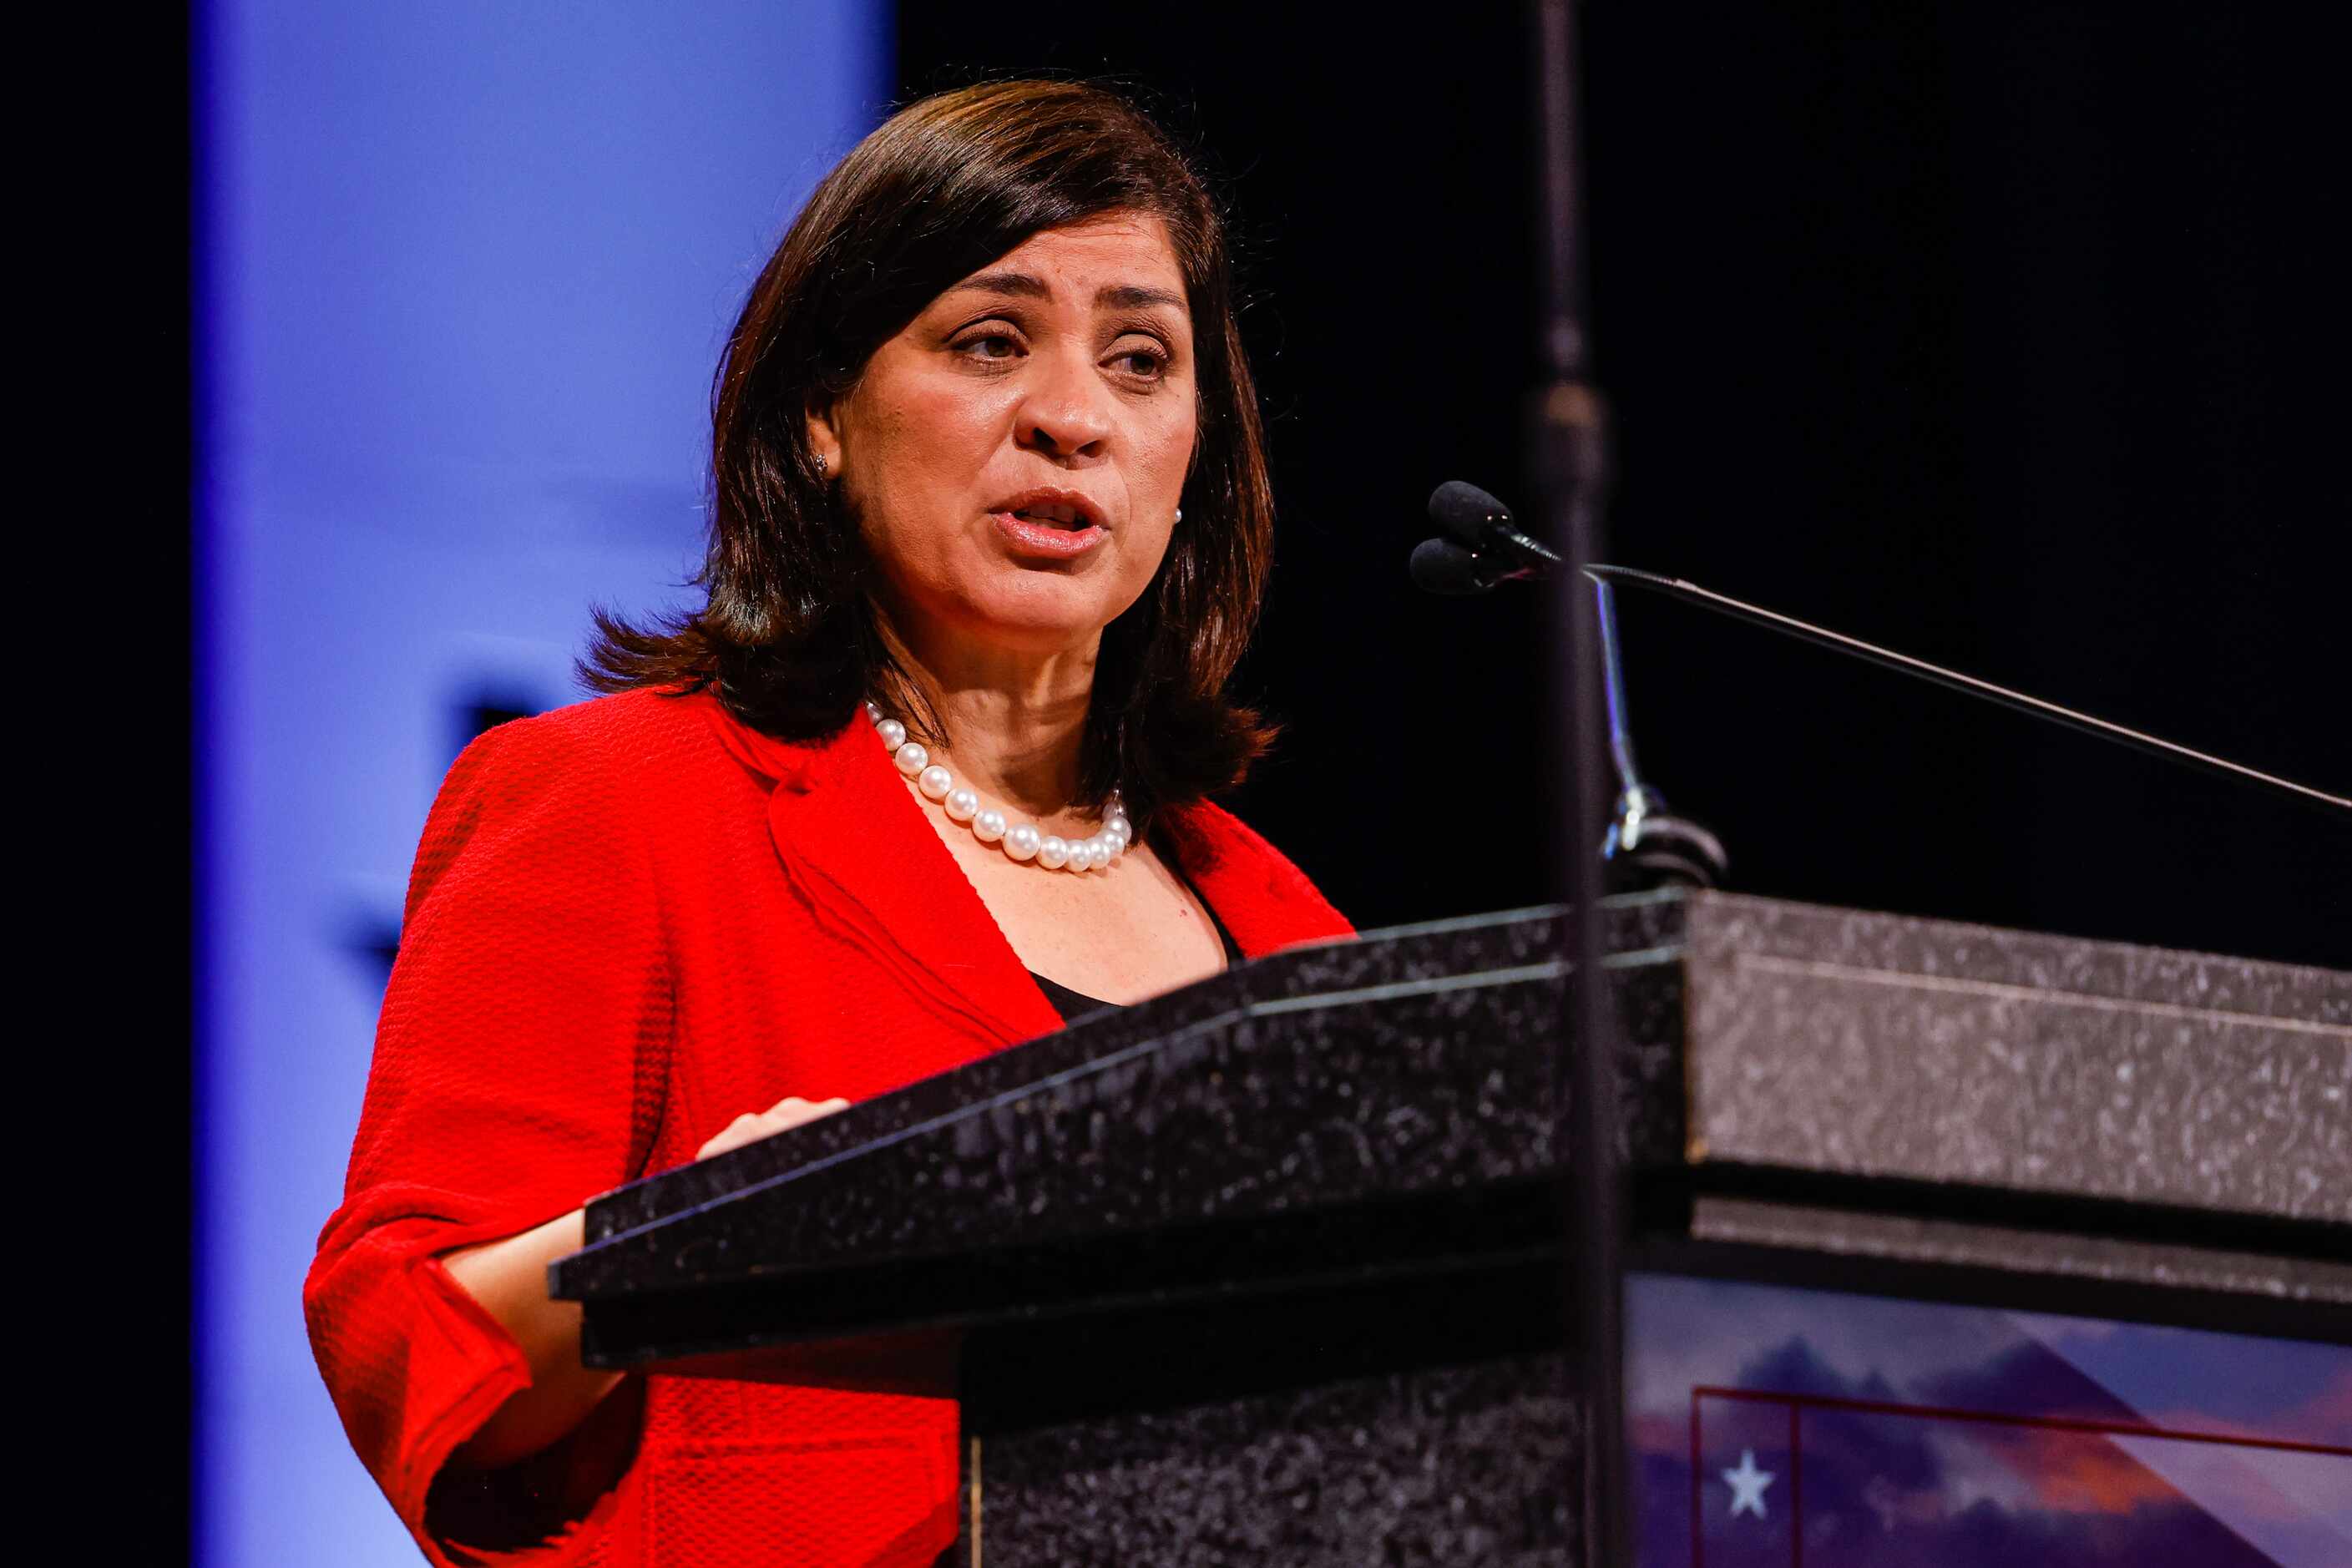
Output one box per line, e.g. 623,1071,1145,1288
303,715,674,1564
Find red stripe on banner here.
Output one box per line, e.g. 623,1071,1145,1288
1692,1385,2352,1458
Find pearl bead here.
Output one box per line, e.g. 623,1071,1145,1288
867,701,1136,878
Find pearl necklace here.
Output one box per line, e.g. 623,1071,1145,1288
867,701,1131,873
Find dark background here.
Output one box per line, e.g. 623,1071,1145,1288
902,4,2349,968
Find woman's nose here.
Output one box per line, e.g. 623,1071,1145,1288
1014,349,1115,463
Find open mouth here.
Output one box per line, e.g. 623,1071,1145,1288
1009,500,1091,529
990,488,1107,534
990,491,1110,559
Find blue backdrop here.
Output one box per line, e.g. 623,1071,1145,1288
194,7,888,1560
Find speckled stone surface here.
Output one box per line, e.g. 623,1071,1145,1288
1691,1196,2352,1303
970,1353,1577,1566
1682,894,2352,1222
950,1262,1581,1565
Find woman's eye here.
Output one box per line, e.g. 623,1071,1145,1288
958,333,1020,362
1112,347,1167,380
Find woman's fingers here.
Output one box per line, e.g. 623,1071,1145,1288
694,1112,764,1161
695,1096,851,1161
762,1095,850,1131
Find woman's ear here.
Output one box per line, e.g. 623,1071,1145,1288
805,400,843,479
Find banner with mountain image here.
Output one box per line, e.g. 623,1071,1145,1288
1627,1274,2350,1566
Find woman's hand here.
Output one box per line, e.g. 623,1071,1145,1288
437,1094,849,1474
695,1095,850,1161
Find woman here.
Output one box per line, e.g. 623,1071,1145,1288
305,79,1353,1566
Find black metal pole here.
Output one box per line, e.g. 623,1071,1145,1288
1529,2,1628,1563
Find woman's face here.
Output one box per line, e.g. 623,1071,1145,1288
812,213,1198,662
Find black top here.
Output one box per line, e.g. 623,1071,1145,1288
1029,856,1243,1020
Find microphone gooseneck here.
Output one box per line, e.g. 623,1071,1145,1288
1408,483,2351,816
1590,574,1729,889
1586,564,2351,815
1413,483,1728,888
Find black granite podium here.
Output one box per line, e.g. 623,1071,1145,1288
548,890,2350,1563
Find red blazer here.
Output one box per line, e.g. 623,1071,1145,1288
304,685,1353,1567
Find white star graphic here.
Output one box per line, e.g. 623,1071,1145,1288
1722,1448,1776,1520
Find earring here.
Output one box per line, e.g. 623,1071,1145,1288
1174,507,1183,524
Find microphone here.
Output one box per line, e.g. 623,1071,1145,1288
1428,480,1562,573
1409,537,1518,595
1407,479,2352,817
1409,483,1563,593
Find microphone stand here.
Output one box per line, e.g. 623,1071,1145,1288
1527,2,1630,1563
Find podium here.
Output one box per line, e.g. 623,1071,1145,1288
548,889,2349,1562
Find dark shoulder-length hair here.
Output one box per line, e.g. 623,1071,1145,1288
580,78,1277,824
